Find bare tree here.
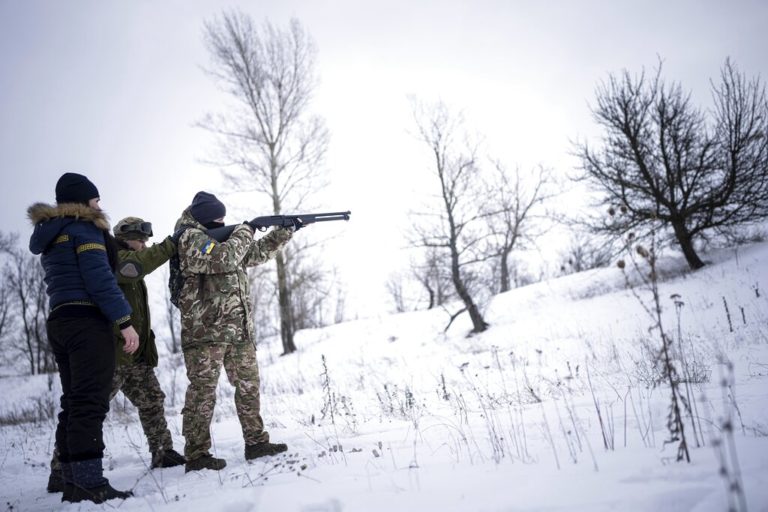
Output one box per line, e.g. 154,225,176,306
285,241,340,330
386,249,452,313
0,232,18,369
410,99,489,334
575,59,768,270
201,11,330,354
487,254,538,290
0,268,13,368
0,232,15,253
483,163,555,293
559,231,613,275
248,263,280,346
246,238,341,348
410,247,453,310
1,233,54,375
385,273,408,313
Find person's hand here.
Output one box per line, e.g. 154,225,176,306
170,228,185,246
121,325,140,354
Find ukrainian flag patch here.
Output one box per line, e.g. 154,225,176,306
200,240,216,254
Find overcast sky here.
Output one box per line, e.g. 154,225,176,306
1,0,766,316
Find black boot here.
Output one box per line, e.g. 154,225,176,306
47,468,65,493
245,442,288,460
185,454,227,473
62,482,133,504
63,458,132,503
151,448,186,469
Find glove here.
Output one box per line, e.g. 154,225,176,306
170,228,185,246
244,220,267,232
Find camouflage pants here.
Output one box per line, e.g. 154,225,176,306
182,342,268,460
110,362,173,454
51,361,173,471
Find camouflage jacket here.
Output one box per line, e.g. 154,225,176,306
114,236,176,367
174,209,292,348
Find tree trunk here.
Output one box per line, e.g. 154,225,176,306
450,251,488,333
276,252,296,354
499,250,511,293
671,220,705,270
426,285,435,310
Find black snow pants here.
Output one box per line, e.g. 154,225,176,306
47,313,115,463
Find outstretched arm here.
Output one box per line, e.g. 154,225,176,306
243,227,293,267
116,236,177,283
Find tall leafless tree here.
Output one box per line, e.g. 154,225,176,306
201,11,329,354
410,99,489,334
576,59,768,270
483,163,555,293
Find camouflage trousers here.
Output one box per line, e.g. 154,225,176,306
110,361,173,454
182,342,269,461
51,361,173,471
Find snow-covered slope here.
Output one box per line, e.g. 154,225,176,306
2,243,767,511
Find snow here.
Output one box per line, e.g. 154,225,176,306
1,242,768,511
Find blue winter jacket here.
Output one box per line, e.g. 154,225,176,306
28,202,132,326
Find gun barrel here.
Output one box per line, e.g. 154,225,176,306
296,211,351,223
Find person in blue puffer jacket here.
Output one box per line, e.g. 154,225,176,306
28,172,140,504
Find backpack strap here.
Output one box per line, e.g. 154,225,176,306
168,225,195,308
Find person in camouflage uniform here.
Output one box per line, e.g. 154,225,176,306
175,191,296,472
109,216,186,467
48,216,185,492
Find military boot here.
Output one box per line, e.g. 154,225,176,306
47,468,65,493
151,448,186,469
245,442,288,461
62,483,133,504
185,454,227,473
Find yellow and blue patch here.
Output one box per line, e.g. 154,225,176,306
200,240,216,255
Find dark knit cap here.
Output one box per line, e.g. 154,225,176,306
55,172,100,204
189,191,226,225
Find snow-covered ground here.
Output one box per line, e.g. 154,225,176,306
1,242,768,511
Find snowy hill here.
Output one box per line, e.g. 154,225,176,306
1,242,768,511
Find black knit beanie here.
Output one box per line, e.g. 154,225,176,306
189,191,226,225
55,172,100,204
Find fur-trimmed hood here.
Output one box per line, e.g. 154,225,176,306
28,202,110,255
27,202,110,229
